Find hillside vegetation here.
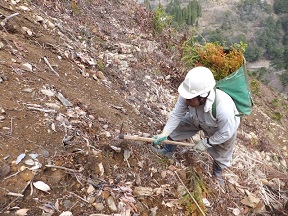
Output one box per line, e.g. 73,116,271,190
140,0,288,94
0,0,287,215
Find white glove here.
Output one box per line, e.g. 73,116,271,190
153,130,169,145
193,138,211,151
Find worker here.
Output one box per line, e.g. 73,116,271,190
150,66,240,186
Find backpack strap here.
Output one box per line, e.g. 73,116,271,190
212,87,243,119
211,87,216,119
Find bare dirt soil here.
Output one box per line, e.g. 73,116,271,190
0,1,287,216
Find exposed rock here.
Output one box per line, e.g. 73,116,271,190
39,149,49,158
92,202,105,211
63,200,74,210
87,184,95,194
102,190,110,199
96,71,106,81
133,187,153,196
0,163,11,177
106,196,118,212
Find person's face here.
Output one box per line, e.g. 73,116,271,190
185,97,200,107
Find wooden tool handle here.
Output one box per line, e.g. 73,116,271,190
119,134,195,147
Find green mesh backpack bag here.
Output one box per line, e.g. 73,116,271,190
212,63,253,118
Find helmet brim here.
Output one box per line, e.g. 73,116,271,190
178,82,198,99
178,81,215,99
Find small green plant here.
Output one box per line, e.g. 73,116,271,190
272,112,282,121
153,68,161,75
97,59,105,72
233,41,248,53
250,79,261,95
152,5,173,34
179,194,199,215
167,43,176,51
71,1,81,15
155,157,169,164
271,98,280,108
178,169,207,215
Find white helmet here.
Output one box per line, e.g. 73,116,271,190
178,66,216,99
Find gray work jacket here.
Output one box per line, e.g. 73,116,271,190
163,89,240,145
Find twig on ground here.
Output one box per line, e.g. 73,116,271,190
0,179,32,197
43,56,60,77
68,191,89,203
10,117,14,135
68,201,79,211
1,12,19,27
45,164,81,173
2,171,20,181
83,136,90,149
30,181,34,196
26,103,42,108
0,187,8,192
7,192,24,197
27,106,57,113
21,179,33,195
110,105,127,113
73,172,85,186
174,171,206,216
0,197,19,213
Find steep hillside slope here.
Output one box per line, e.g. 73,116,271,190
0,0,287,215
197,0,274,32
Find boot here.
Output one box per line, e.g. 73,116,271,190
212,161,225,186
149,144,175,158
149,136,176,158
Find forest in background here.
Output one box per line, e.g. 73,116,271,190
140,0,288,92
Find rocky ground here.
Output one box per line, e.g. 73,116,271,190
0,0,287,216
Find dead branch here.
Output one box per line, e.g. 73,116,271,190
39,164,84,195
43,56,60,77
174,171,206,216
10,117,13,135
82,136,98,151
68,191,89,203
30,181,34,196
68,201,79,211
45,164,81,173
0,188,23,198
73,172,85,186
21,179,33,195
0,197,19,213
1,12,19,27
27,106,57,113
2,171,20,181
7,192,24,197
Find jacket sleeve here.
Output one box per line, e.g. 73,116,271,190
163,96,189,135
208,99,240,145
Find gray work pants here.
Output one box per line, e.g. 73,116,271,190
168,115,237,169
